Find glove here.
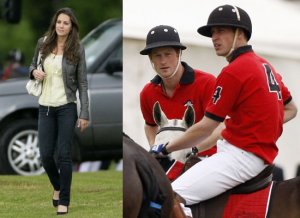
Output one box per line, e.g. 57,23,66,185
150,143,169,155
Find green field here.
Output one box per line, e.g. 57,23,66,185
0,171,122,218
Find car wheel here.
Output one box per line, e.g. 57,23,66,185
0,119,44,175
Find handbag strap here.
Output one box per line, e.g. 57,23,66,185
37,36,47,66
37,50,42,66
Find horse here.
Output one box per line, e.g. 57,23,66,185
123,133,186,218
153,101,195,163
153,101,203,178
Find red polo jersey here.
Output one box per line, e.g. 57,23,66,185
205,46,292,164
140,62,216,156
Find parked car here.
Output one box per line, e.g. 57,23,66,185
0,18,122,175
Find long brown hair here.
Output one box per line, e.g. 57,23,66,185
40,7,81,64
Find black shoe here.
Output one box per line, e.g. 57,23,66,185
52,191,59,207
52,199,59,207
57,211,68,215
57,205,68,215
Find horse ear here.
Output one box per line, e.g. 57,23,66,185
153,101,168,126
183,105,195,128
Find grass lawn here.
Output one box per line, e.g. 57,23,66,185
0,170,122,218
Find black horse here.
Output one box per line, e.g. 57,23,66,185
123,133,187,218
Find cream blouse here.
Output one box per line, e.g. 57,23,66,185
39,53,68,107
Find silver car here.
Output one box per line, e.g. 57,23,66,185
0,19,122,175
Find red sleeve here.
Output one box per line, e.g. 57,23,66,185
196,73,218,157
201,74,216,112
277,73,292,105
206,71,242,120
140,85,156,126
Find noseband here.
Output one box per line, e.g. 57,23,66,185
156,126,186,135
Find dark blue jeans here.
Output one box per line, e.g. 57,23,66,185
38,103,77,206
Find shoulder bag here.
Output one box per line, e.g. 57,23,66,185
26,37,45,96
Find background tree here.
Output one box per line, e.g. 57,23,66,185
0,0,122,68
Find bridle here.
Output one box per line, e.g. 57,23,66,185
156,126,199,156
156,126,186,135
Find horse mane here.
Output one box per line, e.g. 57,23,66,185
123,133,173,217
123,132,134,141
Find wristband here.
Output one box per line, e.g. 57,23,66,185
192,147,199,155
161,142,170,155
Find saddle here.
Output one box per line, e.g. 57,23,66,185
185,153,275,218
183,154,274,194
233,164,274,194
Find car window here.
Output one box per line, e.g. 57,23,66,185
111,42,122,59
82,21,122,69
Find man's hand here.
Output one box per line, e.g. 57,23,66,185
150,143,169,155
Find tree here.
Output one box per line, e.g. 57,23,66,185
3,0,21,24
0,0,122,67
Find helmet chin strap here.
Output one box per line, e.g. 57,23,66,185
225,28,239,59
151,50,182,79
226,5,240,59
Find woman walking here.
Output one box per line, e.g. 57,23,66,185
28,7,89,215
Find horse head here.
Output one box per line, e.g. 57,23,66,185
153,101,195,163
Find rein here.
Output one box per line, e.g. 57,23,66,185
156,126,186,135
149,201,162,210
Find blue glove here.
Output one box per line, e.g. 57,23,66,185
150,143,169,155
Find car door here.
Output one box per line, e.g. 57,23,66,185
89,44,122,151
81,19,122,158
